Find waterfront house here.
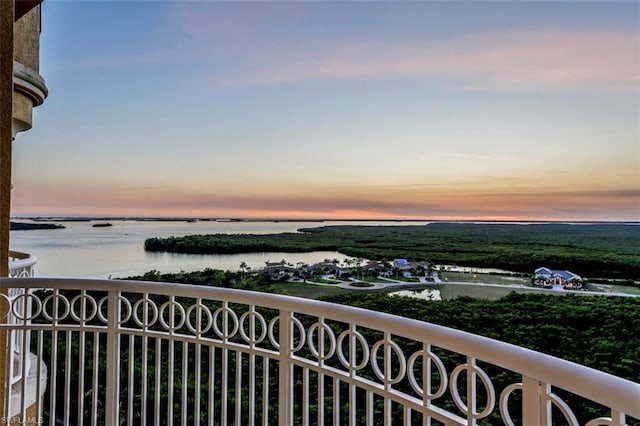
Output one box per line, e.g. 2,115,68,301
393,258,409,269
262,261,295,280
364,260,391,277
309,260,338,275
393,258,415,278
534,267,583,288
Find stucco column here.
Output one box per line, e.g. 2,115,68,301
0,1,13,420
0,0,13,279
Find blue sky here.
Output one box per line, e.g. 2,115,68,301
11,0,640,220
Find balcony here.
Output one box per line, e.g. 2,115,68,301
8,250,36,279
0,277,638,425
6,250,36,394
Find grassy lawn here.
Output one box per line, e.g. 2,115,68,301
588,283,640,296
349,282,375,288
272,282,356,299
358,276,394,283
440,284,544,300
393,276,421,283
441,272,529,286
307,278,342,285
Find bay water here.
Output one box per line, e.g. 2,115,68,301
9,220,430,279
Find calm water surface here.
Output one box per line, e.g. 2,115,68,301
10,220,430,278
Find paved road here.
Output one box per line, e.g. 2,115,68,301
302,275,639,297
435,281,638,297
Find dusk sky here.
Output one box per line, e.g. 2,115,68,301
10,1,640,221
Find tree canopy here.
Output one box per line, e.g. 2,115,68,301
144,223,640,278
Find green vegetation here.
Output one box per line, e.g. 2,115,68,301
144,223,640,279
122,269,357,299
391,275,420,282
123,268,277,292
589,282,640,296
306,277,342,284
320,292,640,381
82,268,638,424
122,269,640,384
357,275,392,283
349,281,375,288
272,281,352,299
441,271,529,285
10,221,65,230
319,292,640,424
426,283,546,300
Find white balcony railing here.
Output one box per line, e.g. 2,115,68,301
6,251,36,389
8,250,36,279
0,278,638,425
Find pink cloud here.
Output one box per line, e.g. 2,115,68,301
11,179,640,222
219,28,639,92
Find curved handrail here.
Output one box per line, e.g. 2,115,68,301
8,250,37,273
2,276,638,420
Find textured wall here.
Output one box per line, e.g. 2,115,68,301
13,5,39,71
0,2,14,421
1,3,45,423
12,5,42,133
1,0,14,279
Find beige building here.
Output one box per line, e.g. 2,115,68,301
1,0,47,422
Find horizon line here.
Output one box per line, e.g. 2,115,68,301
9,215,639,224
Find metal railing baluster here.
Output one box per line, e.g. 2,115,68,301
0,278,636,426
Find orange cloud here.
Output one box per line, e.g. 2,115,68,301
11,179,639,221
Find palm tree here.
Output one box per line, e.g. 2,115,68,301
331,258,340,277
353,265,364,280
239,261,248,279
297,263,309,283
341,258,352,278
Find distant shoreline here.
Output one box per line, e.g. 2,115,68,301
10,221,65,230
9,216,639,225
